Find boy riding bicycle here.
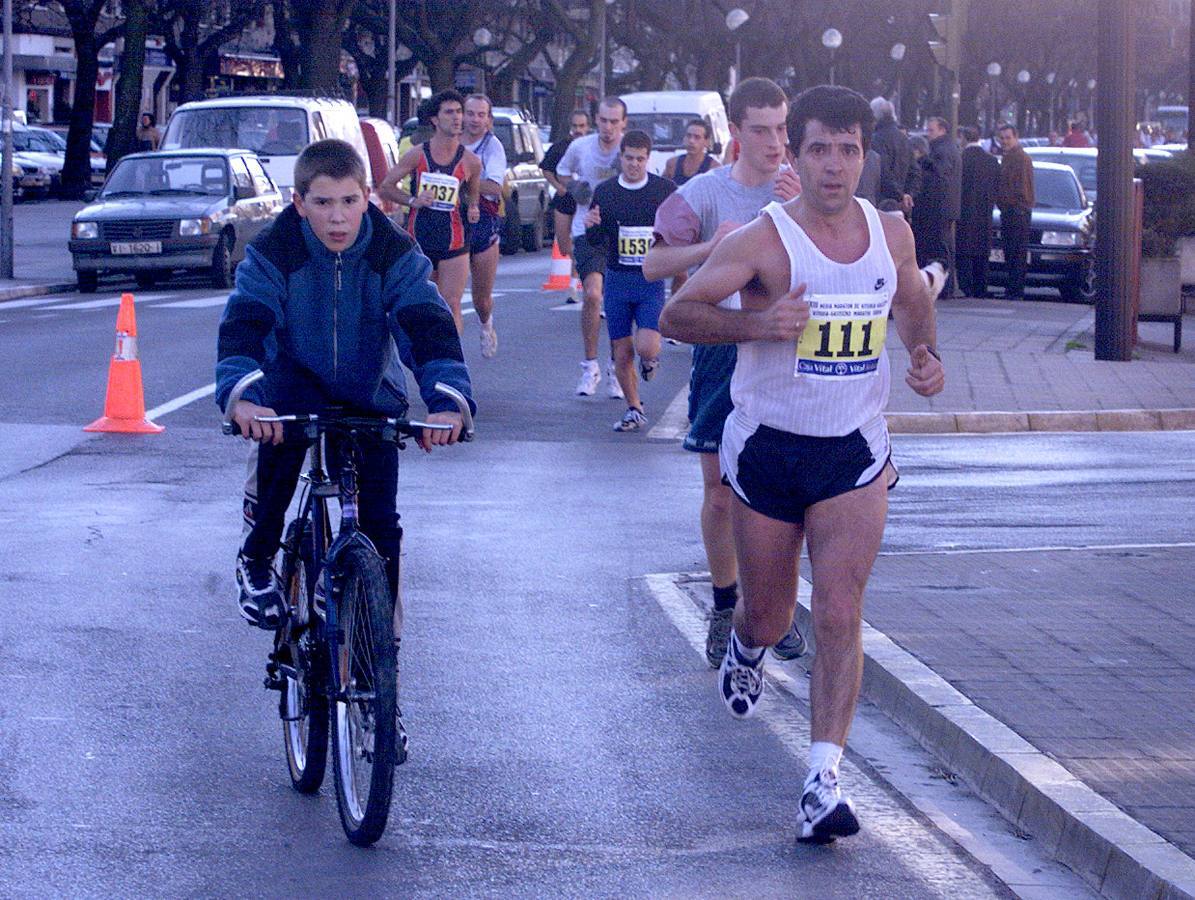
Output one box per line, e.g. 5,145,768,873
216,139,475,629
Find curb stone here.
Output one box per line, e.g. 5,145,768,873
673,572,1195,900
886,409,1195,434
0,282,76,304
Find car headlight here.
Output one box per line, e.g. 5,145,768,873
1041,230,1080,247
72,221,99,239
179,217,212,236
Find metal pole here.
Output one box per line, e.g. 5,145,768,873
387,0,396,123
829,51,835,86
1,0,13,280
598,4,606,100
1094,0,1136,361
734,40,741,91
1189,0,1195,148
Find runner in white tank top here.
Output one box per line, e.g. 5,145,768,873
659,85,945,846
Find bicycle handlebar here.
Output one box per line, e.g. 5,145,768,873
221,368,475,442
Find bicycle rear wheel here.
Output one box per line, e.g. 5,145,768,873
280,520,329,794
331,543,397,846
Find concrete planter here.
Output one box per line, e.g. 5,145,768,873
1179,235,1195,286
1139,255,1183,352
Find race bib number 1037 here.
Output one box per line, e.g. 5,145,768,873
794,293,889,379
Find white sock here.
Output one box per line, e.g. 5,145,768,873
583,358,599,369
808,741,843,780
481,317,494,332
730,628,764,662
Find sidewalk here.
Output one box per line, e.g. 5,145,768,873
885,297,1195,432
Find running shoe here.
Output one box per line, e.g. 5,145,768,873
639,357,659,381
606,362,625,399
576,360,601,396
718,630,765,718
480,323,498,359
236,552,286,630
771,621,808,660
921,261,948,304
705,607,734,668
798,768,860,844
613,406,647,432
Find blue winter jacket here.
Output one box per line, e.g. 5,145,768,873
215,203,473,418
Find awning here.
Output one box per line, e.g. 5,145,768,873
13,54,76,76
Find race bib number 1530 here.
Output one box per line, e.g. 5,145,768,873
617,226,654,267
794,293,889,379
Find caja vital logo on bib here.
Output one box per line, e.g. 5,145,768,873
794,292,889,379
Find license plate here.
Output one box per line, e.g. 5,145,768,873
110,241,162,255
988,248,1031,265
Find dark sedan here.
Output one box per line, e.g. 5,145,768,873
989,161,1095,303
69,149,284,293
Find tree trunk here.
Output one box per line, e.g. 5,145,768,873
428,54,456,92
62,30,100,197
106,0,149,169
272,0,304,89
175,5,205,103
301,2,352,94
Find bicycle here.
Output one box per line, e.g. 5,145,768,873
222,369,473,846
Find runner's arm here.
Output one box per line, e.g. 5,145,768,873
378,147,425,207
883,215,945,396
477,140,506,199
644,190,731,281
659,222,808,344
464,154,482,223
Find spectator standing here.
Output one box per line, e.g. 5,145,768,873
995,123,1035,300
137,113,161,152
957,126,1000,298
870,97,914,215
1061,121,1090,148
911,117,961,292
854,147,882,205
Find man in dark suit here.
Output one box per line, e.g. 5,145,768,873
912,116,962,294
870,97,914,214
957,126,1000,298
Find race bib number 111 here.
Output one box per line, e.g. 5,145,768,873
794,293,889,379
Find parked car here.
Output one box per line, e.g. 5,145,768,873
9,156,52,200
490,106,550,254
44,124,107,166
1024,146,1170,205
11,124,105,192
621,91,731,176
69,149,285,293
988,161,1095,303
358,116,403,218
160,95,372,201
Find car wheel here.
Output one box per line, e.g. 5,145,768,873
1060,259,1097,303
500,198,521,256
209,232,234,289
77,271,98,294
521,201,545,253
134,271,158,289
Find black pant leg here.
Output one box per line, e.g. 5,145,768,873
1002,209,1031,298
242,438,312,560
340,436,402,600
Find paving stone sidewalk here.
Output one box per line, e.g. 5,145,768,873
862,547,1195,860
887,298,1195,414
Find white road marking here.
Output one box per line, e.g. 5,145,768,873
646,384,690,441
46,293,171,310
549,300,581,311
880,540,1195,558
155,294,230,309
145,383,216,420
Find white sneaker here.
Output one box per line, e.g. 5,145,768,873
798,768,860,844
613,406,647,432
606,362,624,399
718,630,765,718
576,360,601,396
480,323,498,359
921,261,948,304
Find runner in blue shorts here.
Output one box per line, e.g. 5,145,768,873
584,130,676,431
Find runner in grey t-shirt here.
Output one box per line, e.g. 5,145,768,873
645,78,803,669
557,99,627,398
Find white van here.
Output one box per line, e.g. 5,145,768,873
620,91,731,176
160,96,371,200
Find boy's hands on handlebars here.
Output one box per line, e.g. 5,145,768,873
417,412,463,452
232,400,283,445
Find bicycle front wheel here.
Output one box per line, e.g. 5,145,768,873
331,544,398,846
280,520,329,794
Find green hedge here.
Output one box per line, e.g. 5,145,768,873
1138,151,1195,257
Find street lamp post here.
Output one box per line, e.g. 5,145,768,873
1046,71,1056,136
387,0,396,123
986,62,1002,133
472,27,492,96
1087,78,1097,130
726,8,749,92
822,28,843,86
596,0,615,100
891,42,906,121
1017,69,1031,133
1,0,13,279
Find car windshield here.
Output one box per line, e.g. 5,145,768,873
626,113,696,151
102,156,229,197
12,130,61,153
162,107,309,156
1034,167,1084,210
1033,153,1097,195
491,122,517,162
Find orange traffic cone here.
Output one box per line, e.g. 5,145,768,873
84,293,164,434
541,239,574,291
